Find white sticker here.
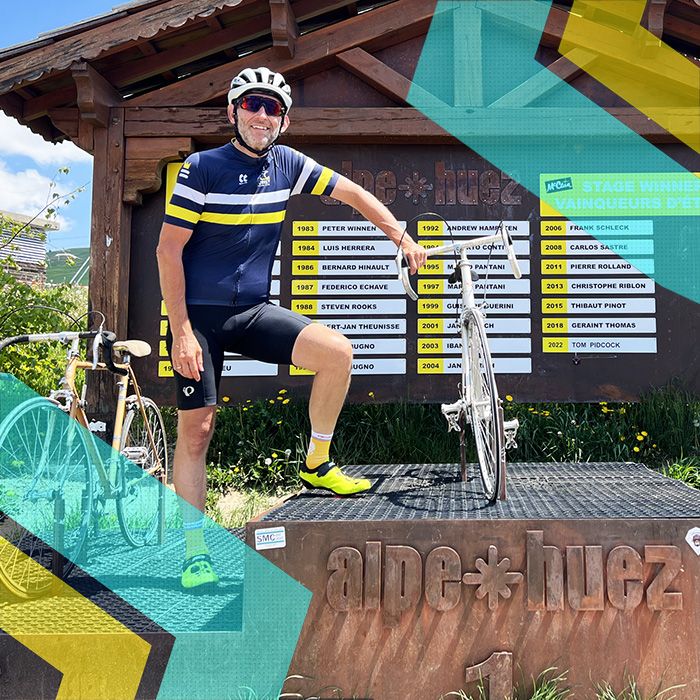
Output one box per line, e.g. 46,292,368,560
685,527,700,556
255,526,286,551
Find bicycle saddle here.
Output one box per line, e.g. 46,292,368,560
113,340,152,357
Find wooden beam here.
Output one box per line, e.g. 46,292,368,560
128,0,435,107
453,2,483,107
489,49,597,108
22,84,77,121
336,48,411,104
123,136,194,203
48,107,80,139
270,0,299,58
87,108,132,423
123,105,697,143
664,14,700,44
71,62,122,127
105,13,269,88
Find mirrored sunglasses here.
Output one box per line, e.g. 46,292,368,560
239,94,284,117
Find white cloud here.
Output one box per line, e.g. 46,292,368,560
0,160,77,231
0,112,92,165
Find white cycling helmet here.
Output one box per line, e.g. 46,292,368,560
227,67,292,113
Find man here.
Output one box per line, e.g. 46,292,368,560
157,67,426,590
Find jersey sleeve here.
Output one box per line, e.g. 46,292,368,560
281,146,339,198
164,153,207,230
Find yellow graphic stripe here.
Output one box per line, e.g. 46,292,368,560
199,210,287,225
560,0,700,153
311,167,333,195
165,202,201,224
0,537,150,699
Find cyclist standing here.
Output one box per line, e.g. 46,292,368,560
157,67,426,590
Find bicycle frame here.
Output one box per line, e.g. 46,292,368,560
57,335,162,501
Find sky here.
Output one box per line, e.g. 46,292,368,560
0,1,119,250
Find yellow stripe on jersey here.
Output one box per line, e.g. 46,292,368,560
199,210,287,225
165,203,202,224
310,167,333,195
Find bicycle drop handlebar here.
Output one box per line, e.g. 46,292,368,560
395,221,522,300
0,330,128,376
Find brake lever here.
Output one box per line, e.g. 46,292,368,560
395,247,419,301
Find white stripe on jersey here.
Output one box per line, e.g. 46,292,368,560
204,190,291,205
291,157,317,196
173,182,205,205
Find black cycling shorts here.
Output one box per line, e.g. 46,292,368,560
166,303,311,410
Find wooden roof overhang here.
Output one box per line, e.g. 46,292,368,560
0,0,697,341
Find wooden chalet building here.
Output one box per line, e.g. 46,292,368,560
0,0,697,406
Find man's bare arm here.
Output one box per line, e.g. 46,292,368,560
329,175,427,273
156,222,203,380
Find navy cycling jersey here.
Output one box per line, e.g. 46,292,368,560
164,142,339,306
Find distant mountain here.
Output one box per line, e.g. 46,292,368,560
46,247,90,285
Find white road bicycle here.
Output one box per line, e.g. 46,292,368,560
396,217,521,502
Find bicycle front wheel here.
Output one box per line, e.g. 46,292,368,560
466,314,504,503
117,397,168,547
0,397,93,598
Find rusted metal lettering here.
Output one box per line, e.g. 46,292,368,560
464,652,513,699
566,546,605,611
364,541,382,610
606,545,644,610
327,547,363,611
384,545,422,624
526,530,564,611
424,546,462,611
645,545,683,611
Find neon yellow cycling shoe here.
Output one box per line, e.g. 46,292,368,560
299,461,372,496
181,553,219,591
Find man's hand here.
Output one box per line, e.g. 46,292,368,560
401,239,428,274
171,329,204,381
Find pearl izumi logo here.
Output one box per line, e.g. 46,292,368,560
325,532,683,619
183,386,195,397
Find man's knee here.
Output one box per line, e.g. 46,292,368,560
177,408,216,454
327,334,353,374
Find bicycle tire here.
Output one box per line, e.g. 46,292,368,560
0,397,93,598
466,312,504,503
458,411,469,482
117,396,167,547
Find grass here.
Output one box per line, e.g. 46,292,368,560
159,382,699,496
596,677,685,700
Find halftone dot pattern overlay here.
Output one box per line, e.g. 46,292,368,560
408,0,699,303
0,374,311,698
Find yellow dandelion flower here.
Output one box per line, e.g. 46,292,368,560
276,420,282,425
277,396,283,401
528,407,535,412
602,407,610,413
619,408,626,414
505,395,513,402
641,431,648,437
636,435,644,441
279,389,287,394
368,391,375,398
269,399,275,404
283,398,290,404
620,436,625,441
234,467,240,473
633,446,640,452
222,396,230,403
272,453,278,459
652,443,657,448
599,401,607,406
243,407,248,412
246,399,251,403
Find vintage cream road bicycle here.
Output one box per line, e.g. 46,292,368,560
396,215,521,503
0,322,168,598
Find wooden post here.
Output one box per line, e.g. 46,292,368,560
87,107,132,422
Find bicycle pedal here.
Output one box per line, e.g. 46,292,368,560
503,418,520,450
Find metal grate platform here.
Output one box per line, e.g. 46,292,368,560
260,462,700,521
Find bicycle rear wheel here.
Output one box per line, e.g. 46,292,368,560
117,397,167,547
466,313,504,503
0,398,93,598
